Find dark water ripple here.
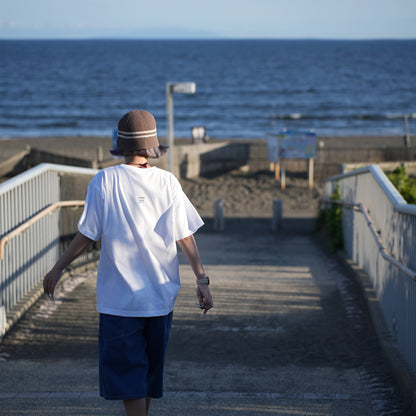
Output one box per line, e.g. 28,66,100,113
1,39,415,139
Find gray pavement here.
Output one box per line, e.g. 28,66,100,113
0,226,411,415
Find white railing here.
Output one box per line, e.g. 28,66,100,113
0,163,98,337
324,165,416,377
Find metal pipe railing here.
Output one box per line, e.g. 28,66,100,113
324,164,416,378
322,198,416,280
0,163,98,338
0,200,85,260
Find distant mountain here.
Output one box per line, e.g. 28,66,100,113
0,26,221,40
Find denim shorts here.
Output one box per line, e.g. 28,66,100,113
98,312,173,400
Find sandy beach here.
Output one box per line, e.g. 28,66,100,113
180,172,321,219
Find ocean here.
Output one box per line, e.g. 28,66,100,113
0,39,415,140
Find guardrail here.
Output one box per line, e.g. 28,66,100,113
0,163,98,337
321,198,416,280
324,165,416,377
0,200,85,260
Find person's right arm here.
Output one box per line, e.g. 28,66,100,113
43,231,94,297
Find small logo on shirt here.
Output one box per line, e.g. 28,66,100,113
136,196,145,204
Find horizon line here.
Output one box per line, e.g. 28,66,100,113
1,36,416,41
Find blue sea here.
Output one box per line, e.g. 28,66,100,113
0,39,415,139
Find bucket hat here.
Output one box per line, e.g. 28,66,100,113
110,110,167,157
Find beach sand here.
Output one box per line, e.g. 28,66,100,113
180,172,321,219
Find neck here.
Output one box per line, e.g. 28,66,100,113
125,156,148,166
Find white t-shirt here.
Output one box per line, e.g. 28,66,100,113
77,164,204,317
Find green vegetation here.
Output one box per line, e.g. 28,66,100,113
317,183,344,253
387,165,416,204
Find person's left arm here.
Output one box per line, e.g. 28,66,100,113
177,234,213,314
43,231,94,296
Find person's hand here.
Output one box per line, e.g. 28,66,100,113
196,284,213,315
43,268,63,298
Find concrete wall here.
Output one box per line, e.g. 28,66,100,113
1,139,416,184
151,141,255,178
341,161,416,175
0,148,31,179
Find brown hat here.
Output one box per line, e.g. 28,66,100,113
116,110,159,152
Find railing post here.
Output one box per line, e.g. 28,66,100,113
97,146,103,162
214,199,225,232
308,157,314,190
404,114,411,147
272,199,282,232
280,160,286,189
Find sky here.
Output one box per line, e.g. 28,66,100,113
0,0,415,40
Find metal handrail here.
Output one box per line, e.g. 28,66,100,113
322,197,416,281
0,200,85,260
324,165,416,216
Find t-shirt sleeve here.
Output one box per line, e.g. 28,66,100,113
172,178,204,241
77,176,104,241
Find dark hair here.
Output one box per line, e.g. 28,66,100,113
110,145,168,158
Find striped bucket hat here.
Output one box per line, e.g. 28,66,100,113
110,110,167,157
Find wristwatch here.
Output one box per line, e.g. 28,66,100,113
196,276,210,285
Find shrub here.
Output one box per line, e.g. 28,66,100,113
327,184,344,253
387,165,416,204
317,183,344,253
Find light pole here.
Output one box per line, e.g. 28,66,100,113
166,82,196,172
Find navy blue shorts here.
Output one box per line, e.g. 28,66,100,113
98,312,173,400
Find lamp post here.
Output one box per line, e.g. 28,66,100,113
166,82,196,173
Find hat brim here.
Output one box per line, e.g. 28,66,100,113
109,144,168,159
109,148,124,157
